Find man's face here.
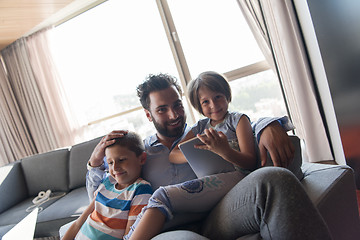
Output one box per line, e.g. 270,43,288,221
145,86,186,140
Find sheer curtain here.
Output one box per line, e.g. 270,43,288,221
237,0,338,163
0,28,76,166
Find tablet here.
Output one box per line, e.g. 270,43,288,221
3,208,38,240
178,136,236,178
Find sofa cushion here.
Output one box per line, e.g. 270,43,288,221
153,230,210,240
0,224,15,239
35,187,90,237
68,136,102,190
37,187,90,222
21,149,69,196
0,197,38,226
0,161,28,214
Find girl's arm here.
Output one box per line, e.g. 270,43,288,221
62,198,95,240
168,131,196,164
129,208,166,240
125,219,136,236
197,115,257,170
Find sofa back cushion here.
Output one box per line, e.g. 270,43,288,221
69,136,102,190
0,161,28,214
21,149,69,196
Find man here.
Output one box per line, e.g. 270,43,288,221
87,73,331,239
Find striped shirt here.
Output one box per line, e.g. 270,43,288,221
77,176,152,240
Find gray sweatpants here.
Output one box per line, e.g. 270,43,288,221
127,167,331,240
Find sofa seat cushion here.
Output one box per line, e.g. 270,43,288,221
0,224,15,239
0,192,65,227
34,187,90,237
37,187,89,222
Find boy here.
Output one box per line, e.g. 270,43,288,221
63,132,152,240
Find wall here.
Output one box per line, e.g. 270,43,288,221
304,0,360,186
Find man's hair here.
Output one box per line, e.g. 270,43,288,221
188,71,232,115
107,131,145,157
136,73,182,110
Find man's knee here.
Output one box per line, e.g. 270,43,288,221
249,166,298,186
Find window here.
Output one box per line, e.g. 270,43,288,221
167,0,264,76
49,0,287,141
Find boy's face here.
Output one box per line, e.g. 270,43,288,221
105,145,146,190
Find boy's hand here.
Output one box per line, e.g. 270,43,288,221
89,130,128,167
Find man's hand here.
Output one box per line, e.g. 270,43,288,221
88,130,128,167
259,121,294,167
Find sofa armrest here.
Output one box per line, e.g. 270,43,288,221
0,161,28,214
301,163,360,240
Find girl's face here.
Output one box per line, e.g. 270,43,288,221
198,86,229,126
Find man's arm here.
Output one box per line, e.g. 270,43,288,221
252,116,295,168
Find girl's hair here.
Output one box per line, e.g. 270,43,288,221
107,131,145,157
187,71,232,115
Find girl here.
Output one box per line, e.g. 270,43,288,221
169,71,257,172
129,71,257,240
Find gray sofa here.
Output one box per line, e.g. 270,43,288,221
0,136,359,239
0,136,102,238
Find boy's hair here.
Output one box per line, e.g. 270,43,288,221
187,71,232,115
107,131,145,157
136,73,183,110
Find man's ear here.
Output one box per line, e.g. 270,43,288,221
139,152,147,165
144,109,153,122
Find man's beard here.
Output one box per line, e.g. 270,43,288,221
152,116,185,138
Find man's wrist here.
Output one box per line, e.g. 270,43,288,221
87,160,104,170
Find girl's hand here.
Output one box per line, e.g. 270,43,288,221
196,128,231,157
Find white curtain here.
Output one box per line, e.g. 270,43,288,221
0,59,37,164
237,0,335,163
26,29,76,147
0,28,76,166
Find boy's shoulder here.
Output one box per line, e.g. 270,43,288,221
133,178,151,187
130,178,153,194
